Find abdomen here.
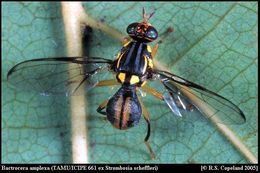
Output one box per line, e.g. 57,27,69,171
106,85,142,130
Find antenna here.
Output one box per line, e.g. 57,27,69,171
142,7,155,23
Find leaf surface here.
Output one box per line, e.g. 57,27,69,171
2,2,257,163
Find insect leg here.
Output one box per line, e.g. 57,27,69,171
157,27,174,44
95,79,118,116
141,84,164,100
95,79,119,87
151,44,159,58
96,99,109,115
138,96,156,159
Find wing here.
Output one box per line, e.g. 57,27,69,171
153,69,246,125
7,57,114,96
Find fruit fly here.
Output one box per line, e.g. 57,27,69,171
7,8,246,159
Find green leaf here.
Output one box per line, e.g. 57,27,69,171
2,2,257,163
2,2,71,163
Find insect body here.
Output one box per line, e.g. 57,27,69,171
96,11,158,157
7,8,246,159
106,32,155,129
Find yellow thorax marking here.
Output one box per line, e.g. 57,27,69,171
118,72,126,83
116,41,130,68
116,52,124,68
148,58,153,68
115,52,121,60
130,75,140,85
123,41,131,47
147,45,152,53
142,56,148,74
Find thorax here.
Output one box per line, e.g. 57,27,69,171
114,41,154,86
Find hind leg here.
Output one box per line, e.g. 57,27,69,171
95,79,118,116
138,96,156,159
96,99,109,116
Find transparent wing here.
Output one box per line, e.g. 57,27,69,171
162,86,195,118
153,70,246,125
7,57,114,96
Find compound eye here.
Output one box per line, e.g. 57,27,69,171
146,27,158,40
126,22,139,35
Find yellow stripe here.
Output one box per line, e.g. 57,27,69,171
115,52,121,60
116,52,124,68
116,42,129,68
113,95,123,129
123,41,131,47
122,97,131,129
142,56,148,74
147,45,152,53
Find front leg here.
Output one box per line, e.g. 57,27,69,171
151,27,174,58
